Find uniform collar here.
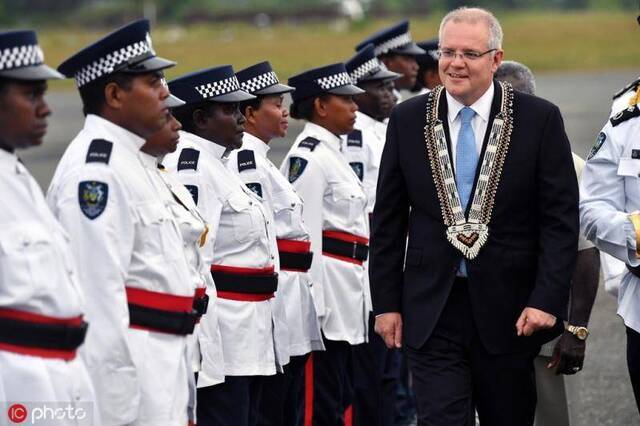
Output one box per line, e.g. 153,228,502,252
0,148,24,175
355,111,381,129
84,114,147,154
179,130,229,160
242,132,270,158
446,83,494,124
138,149,160,169
304,121,343,152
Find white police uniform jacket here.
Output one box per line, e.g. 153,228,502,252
0,149,100,425
580,106,640,335
227,133,324,356
281,122,370,345
164,130,282,377
47,115,194,426
344,110,388,214
156,165,225,390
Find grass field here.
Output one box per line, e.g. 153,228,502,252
37,11,640,90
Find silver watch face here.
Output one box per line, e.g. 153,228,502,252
574,327,589,340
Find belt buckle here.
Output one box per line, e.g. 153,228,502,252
352,241,358,259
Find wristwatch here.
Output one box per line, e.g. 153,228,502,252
567,325,589,340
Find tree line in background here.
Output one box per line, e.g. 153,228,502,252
1,0,636,26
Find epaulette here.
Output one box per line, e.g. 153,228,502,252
237,149,257,172
298,136,320,151
613,77,640,100
85,139,113,164
347,129,363,147
177,148,200,171
610,106,640,127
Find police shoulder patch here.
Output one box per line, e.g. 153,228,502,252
288,157,308,183
610,106,640,127
347,129,363,147
178,148,200,171
246,182,263,198
349,162,364,181
184,185,199,205
298,137,320,151
587,132,606,160
78,181,109,220
237,150,257,172
86,139,113,164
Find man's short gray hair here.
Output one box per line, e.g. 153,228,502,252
438,7,503,51
495,60,536,95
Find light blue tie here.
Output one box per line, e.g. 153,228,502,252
455,106,477,277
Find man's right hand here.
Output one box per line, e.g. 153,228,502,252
375,312,403,349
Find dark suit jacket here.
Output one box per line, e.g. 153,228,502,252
369,81,579,354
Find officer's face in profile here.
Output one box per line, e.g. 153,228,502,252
422,66,442,90
382,54,418,90
438,20,503,106
355,79,397,121
141,112,182,157
315,94,358,135
0,79,51,151
247,94,289,141
203,102,246,150
117,71,170,139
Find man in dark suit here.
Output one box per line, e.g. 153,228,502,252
369,7,579,426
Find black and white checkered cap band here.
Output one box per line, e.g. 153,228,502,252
196,75,241,99
349,58,380,83
315,71,353,90
240,71,279,93
374,32,412,56
74,39,152,87
0,44,44,71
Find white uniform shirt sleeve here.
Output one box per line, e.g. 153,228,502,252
580,123,638,265
572,153,595,252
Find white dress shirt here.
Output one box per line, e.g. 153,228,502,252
227,133,324,356
0,148,99,425
580,109,640,334
446,83,494,169
47,114,193,425
344,111,388,213
164,130,283,377
280,122,370,345
157,165,225,391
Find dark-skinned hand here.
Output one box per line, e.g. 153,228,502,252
547,330,586,375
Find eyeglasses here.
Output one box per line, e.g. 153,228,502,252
436,48,497,61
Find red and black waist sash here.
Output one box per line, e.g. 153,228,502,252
322,230,369,265
126,287,201,335
277,239,313,272
211,264,278,301
0,308,87,360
